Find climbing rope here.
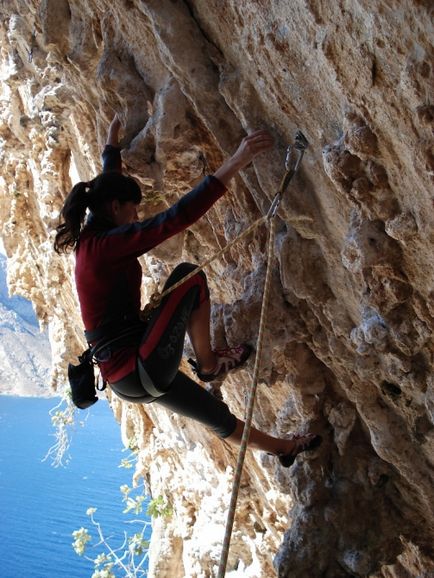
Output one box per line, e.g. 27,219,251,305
141,214,268,319
216,130,308,578
216,213,276,578
140,131,308,577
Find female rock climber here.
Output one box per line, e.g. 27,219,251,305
54,114,321,467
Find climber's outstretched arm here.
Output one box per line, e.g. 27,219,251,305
213,130,273,186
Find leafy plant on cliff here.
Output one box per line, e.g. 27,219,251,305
43,392,79,467
146,494,173,519
72,484,151,578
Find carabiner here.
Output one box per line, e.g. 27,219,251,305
267,130,309,218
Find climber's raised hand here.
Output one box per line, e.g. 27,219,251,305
106,113,122,147
232,130,274,169
213,130,273,186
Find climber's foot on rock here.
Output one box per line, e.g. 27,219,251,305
189,343,252,383
275,433,322,467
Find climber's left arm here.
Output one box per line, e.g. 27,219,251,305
102,114,123,173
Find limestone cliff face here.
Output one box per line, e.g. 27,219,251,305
0,1,433,576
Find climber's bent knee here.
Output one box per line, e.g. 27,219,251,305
162,262,209,308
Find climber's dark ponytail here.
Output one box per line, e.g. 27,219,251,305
54,171,142,254
54,181,92,253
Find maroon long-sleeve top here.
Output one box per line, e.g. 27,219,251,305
75,175,226,382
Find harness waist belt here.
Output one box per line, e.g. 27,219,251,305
85,319,145,344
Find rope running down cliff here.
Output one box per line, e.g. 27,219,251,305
141,132,308,577
216,131,308,578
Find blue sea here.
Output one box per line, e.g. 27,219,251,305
0,396,150,578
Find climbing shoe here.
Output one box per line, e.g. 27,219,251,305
277,433,322,467
188,343,252,383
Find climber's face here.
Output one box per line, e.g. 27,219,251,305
109,199,139,225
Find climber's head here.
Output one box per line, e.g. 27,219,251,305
54,171,142,253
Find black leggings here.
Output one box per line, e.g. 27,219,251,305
110,263,237,439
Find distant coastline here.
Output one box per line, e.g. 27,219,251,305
0,253,51,397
